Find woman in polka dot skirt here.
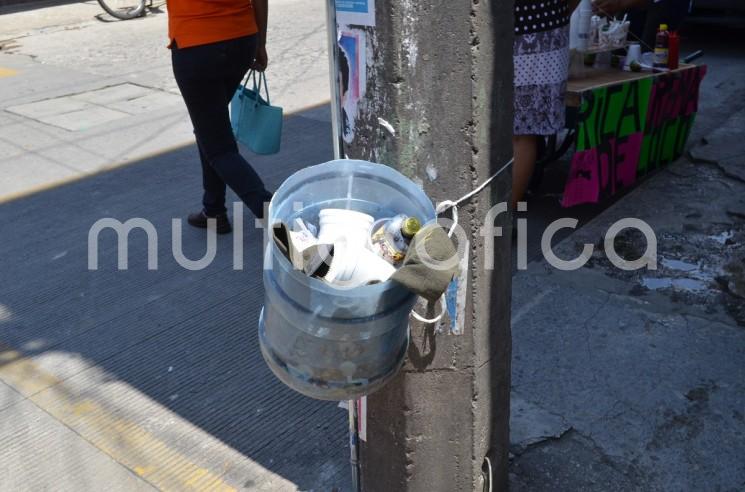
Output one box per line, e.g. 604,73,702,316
512,0,579,208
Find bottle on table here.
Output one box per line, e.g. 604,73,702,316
370,214,422,265
653,23,670,72
668,31,680,70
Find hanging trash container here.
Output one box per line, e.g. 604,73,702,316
259,159,436,400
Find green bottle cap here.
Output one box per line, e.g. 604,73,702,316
401,217,421,237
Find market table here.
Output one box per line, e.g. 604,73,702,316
547,63,707,207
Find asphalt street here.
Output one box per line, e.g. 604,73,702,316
510,13,745,490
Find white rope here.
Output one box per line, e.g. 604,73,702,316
410,157,514,324
436,157,513,237
410,296,446,324
437,158,514,214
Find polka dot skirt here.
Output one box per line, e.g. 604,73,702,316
513,0,570,135
514,0,570,35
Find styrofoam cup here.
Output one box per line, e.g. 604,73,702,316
318,209,374,249
325,243,395,288
624,43,642,71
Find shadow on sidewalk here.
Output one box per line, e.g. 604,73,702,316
0,105,351,489
0,0,82,14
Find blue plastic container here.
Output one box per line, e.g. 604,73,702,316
259,159,436,400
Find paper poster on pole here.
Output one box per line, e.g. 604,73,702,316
337,396,367,442
335,0,376,27
358,396,367,442
338,29,367,143
444,241,469,335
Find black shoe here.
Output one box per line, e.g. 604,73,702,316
187,210,232,234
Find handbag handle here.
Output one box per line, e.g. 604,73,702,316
239,69,255,92
234,69,272,134
255,71,271,105
235,70,248,127
239,69,270,105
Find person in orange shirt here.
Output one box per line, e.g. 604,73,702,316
168,0,272,234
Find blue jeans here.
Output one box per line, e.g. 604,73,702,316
172,35,272,218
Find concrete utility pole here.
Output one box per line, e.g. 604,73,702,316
328,1,514,491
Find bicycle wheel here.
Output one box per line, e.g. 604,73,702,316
98,0,146,20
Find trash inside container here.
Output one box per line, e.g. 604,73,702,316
259,159,436,400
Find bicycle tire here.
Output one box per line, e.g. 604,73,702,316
97,0,146,20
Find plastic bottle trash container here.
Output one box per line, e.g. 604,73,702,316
259,159,436,400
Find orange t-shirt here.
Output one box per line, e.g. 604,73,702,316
167,0,258,49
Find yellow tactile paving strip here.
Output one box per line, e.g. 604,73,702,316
0,67,19,78
0,344,237,491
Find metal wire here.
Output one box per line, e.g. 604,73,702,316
348,399,361,492
410,157,514,325
325,0,345,160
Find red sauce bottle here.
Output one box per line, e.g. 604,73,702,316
668,31,680,70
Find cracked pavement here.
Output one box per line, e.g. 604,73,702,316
509,17,745,491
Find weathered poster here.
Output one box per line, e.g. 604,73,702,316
338,29,367,143
336,0,376,27
563,65,707,207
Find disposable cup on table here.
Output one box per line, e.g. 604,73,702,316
624,43,642,71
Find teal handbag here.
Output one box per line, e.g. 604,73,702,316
230,70,283,155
